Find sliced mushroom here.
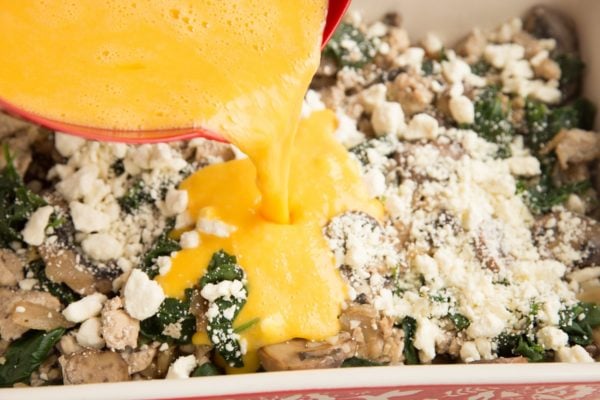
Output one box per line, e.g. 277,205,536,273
534,212,600,268
339,304,404,364
0,288,62,340
0,248,25,287
10,300,73,331
542,129,600,170
39,243,97,295
192,139,235,166
60,350,130,385
189,288,209,334
523,6,578,54
258,333,356,372
121,345,158,374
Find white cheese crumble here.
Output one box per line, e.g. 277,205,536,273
62,293,107,323
449,95,475,124
81,233,123,261
166,355,197,379
157,256,172,276
123,269,166,320
200,280,246,303
54,132,86,158
76,317,105,349
371,101,405,137
555,346,595,363
403,113,439,140
163,188,189,217
536,326,568,351
180,230,201,249
69,201,111,233
21,205,54,246
197,218,237,238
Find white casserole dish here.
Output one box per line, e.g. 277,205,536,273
2,1,600,399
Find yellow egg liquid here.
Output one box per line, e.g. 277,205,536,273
0,0,381,372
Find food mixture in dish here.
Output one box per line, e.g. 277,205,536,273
1,5,600,387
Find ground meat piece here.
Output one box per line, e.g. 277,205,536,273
542,129,600,169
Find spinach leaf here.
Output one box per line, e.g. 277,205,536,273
471,60,491,77
118,179,153,213
192,362,222,376
0,328,64,387
323,22,376,69
496,333,546,362
0,146,47,247
28,259,80,305
421,59,435,76
559,302,600,346
519,156,591,214
400,316,420,365
448,313,470,331
341,357,384,367
142,219,181,279
467,87,514,158
200,250,248,368
554,53,584,91
140,290,196,344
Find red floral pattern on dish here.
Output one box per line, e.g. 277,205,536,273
164,382,600,400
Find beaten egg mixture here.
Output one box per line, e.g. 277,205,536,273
0,0,379,371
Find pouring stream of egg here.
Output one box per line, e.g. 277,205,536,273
0,0,381,371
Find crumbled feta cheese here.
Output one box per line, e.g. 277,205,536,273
371,101,405,137
18,278,38,291
81,233,124,261
565,194,586,215
14,306,25,313
123,269,166,320
164,188,189,217
180,230,200,249
536,326,568,351
449,95,475,124
54,133,86,157
422,32,443,55
62,293,107,323
166,355,197,379
555,345,595,363
413,318,440,363
334,111,365,148
21,205,54,246
175,211,194,230
69,202,111,233
507,156,541,177
359,83,387,113
442,59,471,84
396,47,425,71
403,113,439,140
484,44,525,69
200,280,246,303
301,89,326,118
157,256,172,276
460,341,481,363
197,218,237,238
76,317,105,349
362,168,386,198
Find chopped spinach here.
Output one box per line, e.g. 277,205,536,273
524,98,595,151
471,59,491,77
110,159,125,176
28,259,80,305
448,313,470,331
421,59,435,76
192,362,222,377
554,53,584,91
140,289,196,344
559,302,600,346
324,22,376,69
0,328,64,387
341,357,384,367
200,250,248,368
118,179,153,213
467,87,514,158
518,156,591,214
142,219,181,279
400,316,420,365
233,317,260,334
496,333,546,362
0,146,47,247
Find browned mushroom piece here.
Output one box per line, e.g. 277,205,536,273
60,350,130,385
10,300,73,331
339,304,404,364
472,356,528,364
387,72,434,116
38,243,97,296
0,288,62,340
258,333,356,372
534,212,600,268
0,248,25,287
542,129,600,170
455,29,487,64
121,345,159,375
523,6,578,56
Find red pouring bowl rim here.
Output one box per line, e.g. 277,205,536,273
0,0,351,144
